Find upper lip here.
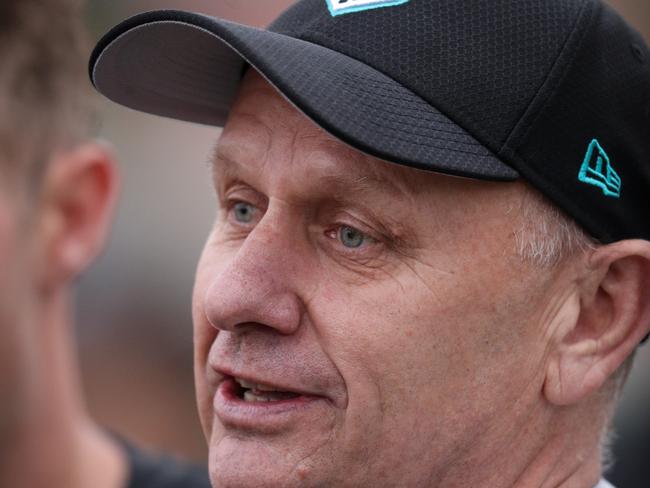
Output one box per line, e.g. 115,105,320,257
211,363,330,400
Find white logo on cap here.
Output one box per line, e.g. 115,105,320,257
325,0,410,17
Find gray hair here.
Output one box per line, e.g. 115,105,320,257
514,186,596,268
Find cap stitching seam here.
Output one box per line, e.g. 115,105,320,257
499,0,596,157
292,30,500,152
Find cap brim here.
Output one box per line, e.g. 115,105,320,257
90,10,518,181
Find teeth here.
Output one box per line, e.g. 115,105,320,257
235,377,301,402
235,377,280,392
236,378,257,389
243,391,272,402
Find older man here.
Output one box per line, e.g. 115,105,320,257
0,0,210,487
90,0,649,486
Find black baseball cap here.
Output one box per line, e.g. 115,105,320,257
89,0,650,245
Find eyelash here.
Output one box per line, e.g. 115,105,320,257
325,225,377,250
221,197,383,258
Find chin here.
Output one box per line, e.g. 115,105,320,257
208,430,330,488
209,442,296,488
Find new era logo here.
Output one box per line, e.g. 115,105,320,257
325,0,410,17
578,139,622,198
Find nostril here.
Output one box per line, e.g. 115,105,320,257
229,322,271,335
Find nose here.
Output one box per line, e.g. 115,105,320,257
202,218,306,336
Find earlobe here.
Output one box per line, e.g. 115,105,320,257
543,241,650,406
39,141,119,287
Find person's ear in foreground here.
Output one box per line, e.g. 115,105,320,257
0,1,210,486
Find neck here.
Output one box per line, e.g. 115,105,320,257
437,394,610,488
512,412,605,488
505,405,608,488
0,290,127,488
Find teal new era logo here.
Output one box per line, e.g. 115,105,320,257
325,0,410,17
578,139,621,198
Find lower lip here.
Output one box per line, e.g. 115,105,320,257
213,378,326,431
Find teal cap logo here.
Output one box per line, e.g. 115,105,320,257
578,139,621,198
325,0,410,17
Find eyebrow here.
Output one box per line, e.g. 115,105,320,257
209,147,239,184
211,141,419,245
316,173,410,201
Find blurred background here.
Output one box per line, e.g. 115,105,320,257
79,1,650,486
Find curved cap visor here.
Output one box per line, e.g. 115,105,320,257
90,10,518,180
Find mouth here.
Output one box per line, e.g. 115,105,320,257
213,375,330,431
232,377,302,403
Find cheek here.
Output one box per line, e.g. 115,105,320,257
311,256,545,453
192,238,229,432
192,234,231,354
192,258,212,362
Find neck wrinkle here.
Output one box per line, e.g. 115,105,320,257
434,397,607,488
511,404,606,488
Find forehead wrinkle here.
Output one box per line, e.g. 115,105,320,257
211,114,274,182
216,73,436,205
312,173,404,203
215,123,418,206
235,84,421,202
210,149,240,192
299,135,422,203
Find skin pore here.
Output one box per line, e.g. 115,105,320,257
193,71,650,488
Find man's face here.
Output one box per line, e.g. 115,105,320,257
193,72,561,487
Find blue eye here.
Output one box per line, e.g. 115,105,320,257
233,202,255,223
339,226,366,248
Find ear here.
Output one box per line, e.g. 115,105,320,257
544,240,650,405
38,141,119,288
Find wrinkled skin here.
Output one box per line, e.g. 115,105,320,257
193,71,566,488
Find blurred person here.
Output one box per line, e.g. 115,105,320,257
90,1,650,487
0,0,210,487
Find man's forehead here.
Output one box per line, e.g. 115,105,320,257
211,71,524,206
212,74,433,198
212,136,423,201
